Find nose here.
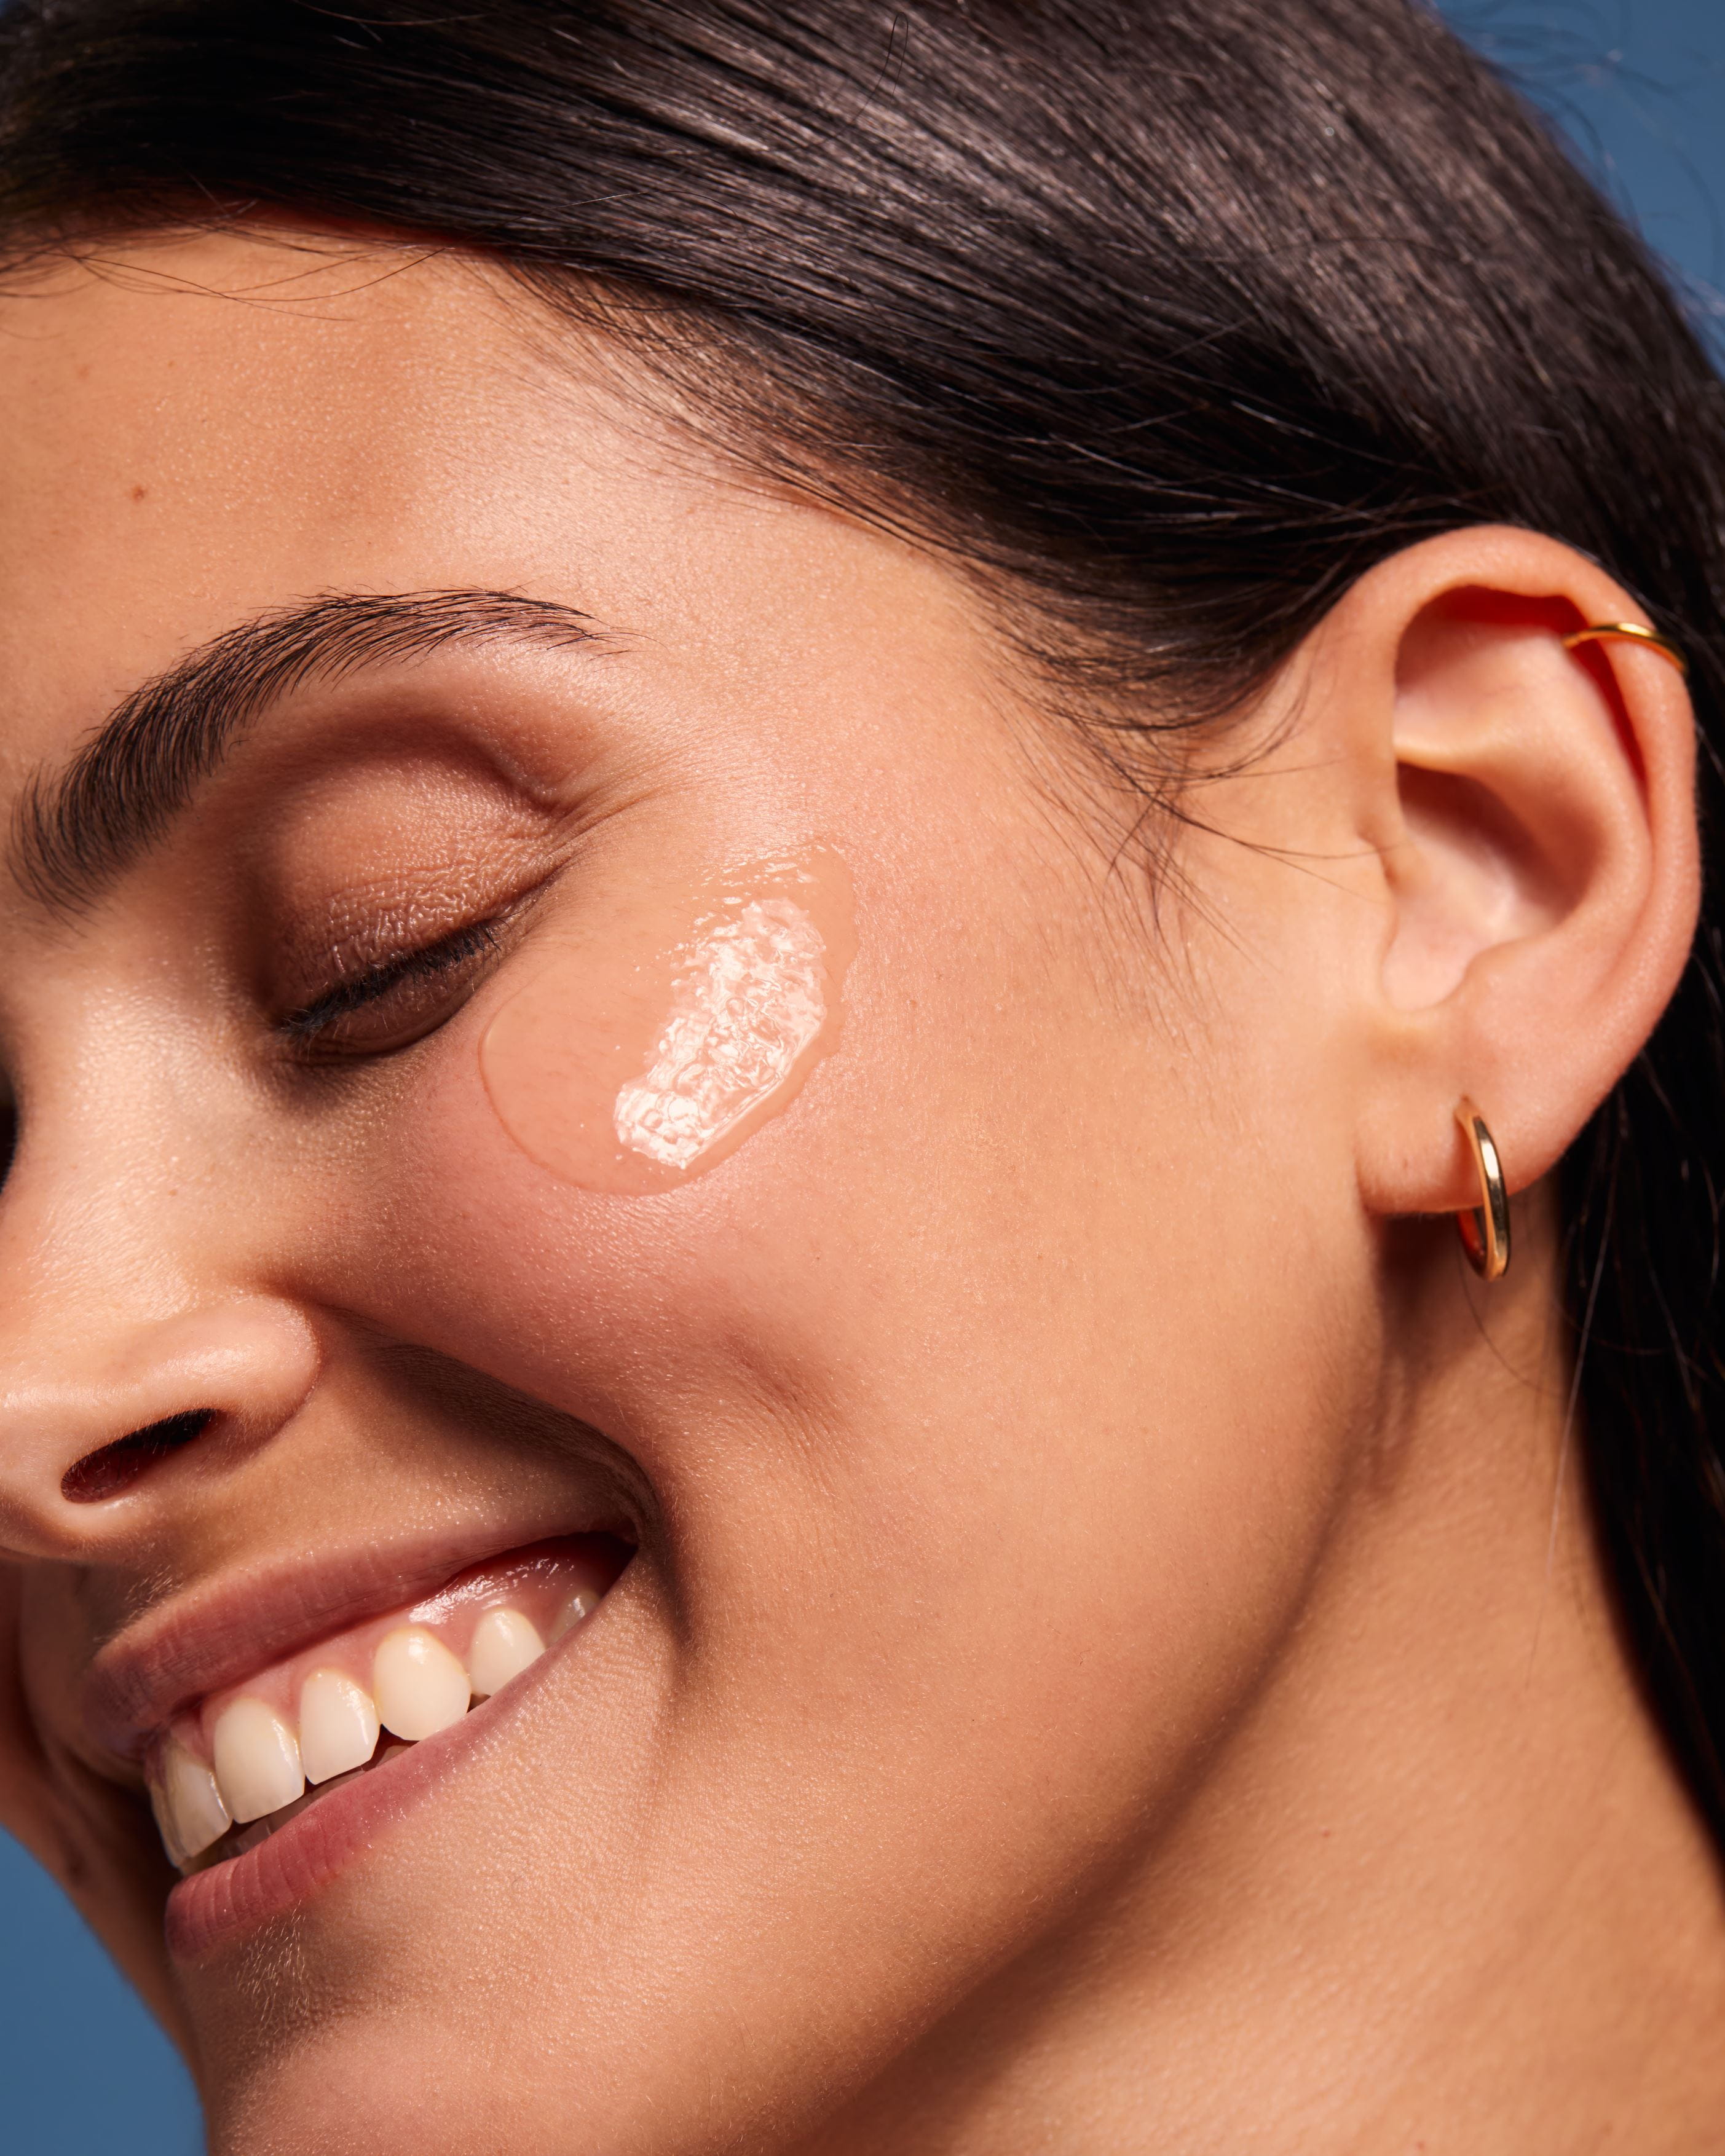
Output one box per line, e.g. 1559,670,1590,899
0,984,321,1559
0,1300,319,1560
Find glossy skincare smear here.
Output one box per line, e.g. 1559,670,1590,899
611,895,827,1169
479,849,853,1194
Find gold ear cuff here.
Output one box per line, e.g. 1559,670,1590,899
1455,1099,1510,1281
1561,621,1688,675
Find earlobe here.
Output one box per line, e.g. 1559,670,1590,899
1330,527,1700,1224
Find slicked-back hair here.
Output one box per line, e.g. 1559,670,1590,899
1,0,1724,1849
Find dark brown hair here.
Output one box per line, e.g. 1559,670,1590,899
2,0,1723,1843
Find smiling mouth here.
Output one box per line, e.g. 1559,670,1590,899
145,1536,628,1875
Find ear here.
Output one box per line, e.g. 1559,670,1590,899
1303,526,1699,1220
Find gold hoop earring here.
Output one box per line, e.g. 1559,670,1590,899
1561,621,1689,676
1455,1099,1510,1281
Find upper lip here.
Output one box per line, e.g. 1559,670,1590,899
82,1509,631,1763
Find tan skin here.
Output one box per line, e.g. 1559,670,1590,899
0,231,1721,2153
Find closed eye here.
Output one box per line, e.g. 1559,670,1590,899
280,916,503,1055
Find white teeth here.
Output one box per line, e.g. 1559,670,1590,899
373,1626,472,1741
548,1589,599,1642
298,1667,382,1785
149,1780,184,1869
151,1734,231,1867
149,1563,610,1870
212,1698,305,1824
467,1607,545,1699
168,1737,233,1858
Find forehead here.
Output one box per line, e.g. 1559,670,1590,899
0,240,485,746
0,232,859,792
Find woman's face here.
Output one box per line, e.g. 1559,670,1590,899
0,235,1377,2149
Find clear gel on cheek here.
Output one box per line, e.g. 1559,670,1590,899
477,850,854,1194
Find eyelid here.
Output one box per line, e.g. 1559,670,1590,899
279,914,506,1048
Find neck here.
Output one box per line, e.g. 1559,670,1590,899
813,1208,1725,2153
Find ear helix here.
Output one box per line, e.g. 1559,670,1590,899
1446,621,1693,1285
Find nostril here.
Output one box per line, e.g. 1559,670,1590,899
61,1409,217,1504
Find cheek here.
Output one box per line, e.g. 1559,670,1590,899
258,838,1375,2082
476,849,855,1195
304,864,870,1468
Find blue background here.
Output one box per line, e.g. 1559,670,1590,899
2,3,1722,2150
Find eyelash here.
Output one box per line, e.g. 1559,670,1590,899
280,917,503,1051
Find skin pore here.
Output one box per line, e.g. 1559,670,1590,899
0,231,1721,2153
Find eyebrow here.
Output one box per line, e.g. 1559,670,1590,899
9,589,602,913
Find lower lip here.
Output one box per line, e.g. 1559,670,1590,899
164,1615,588,1961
